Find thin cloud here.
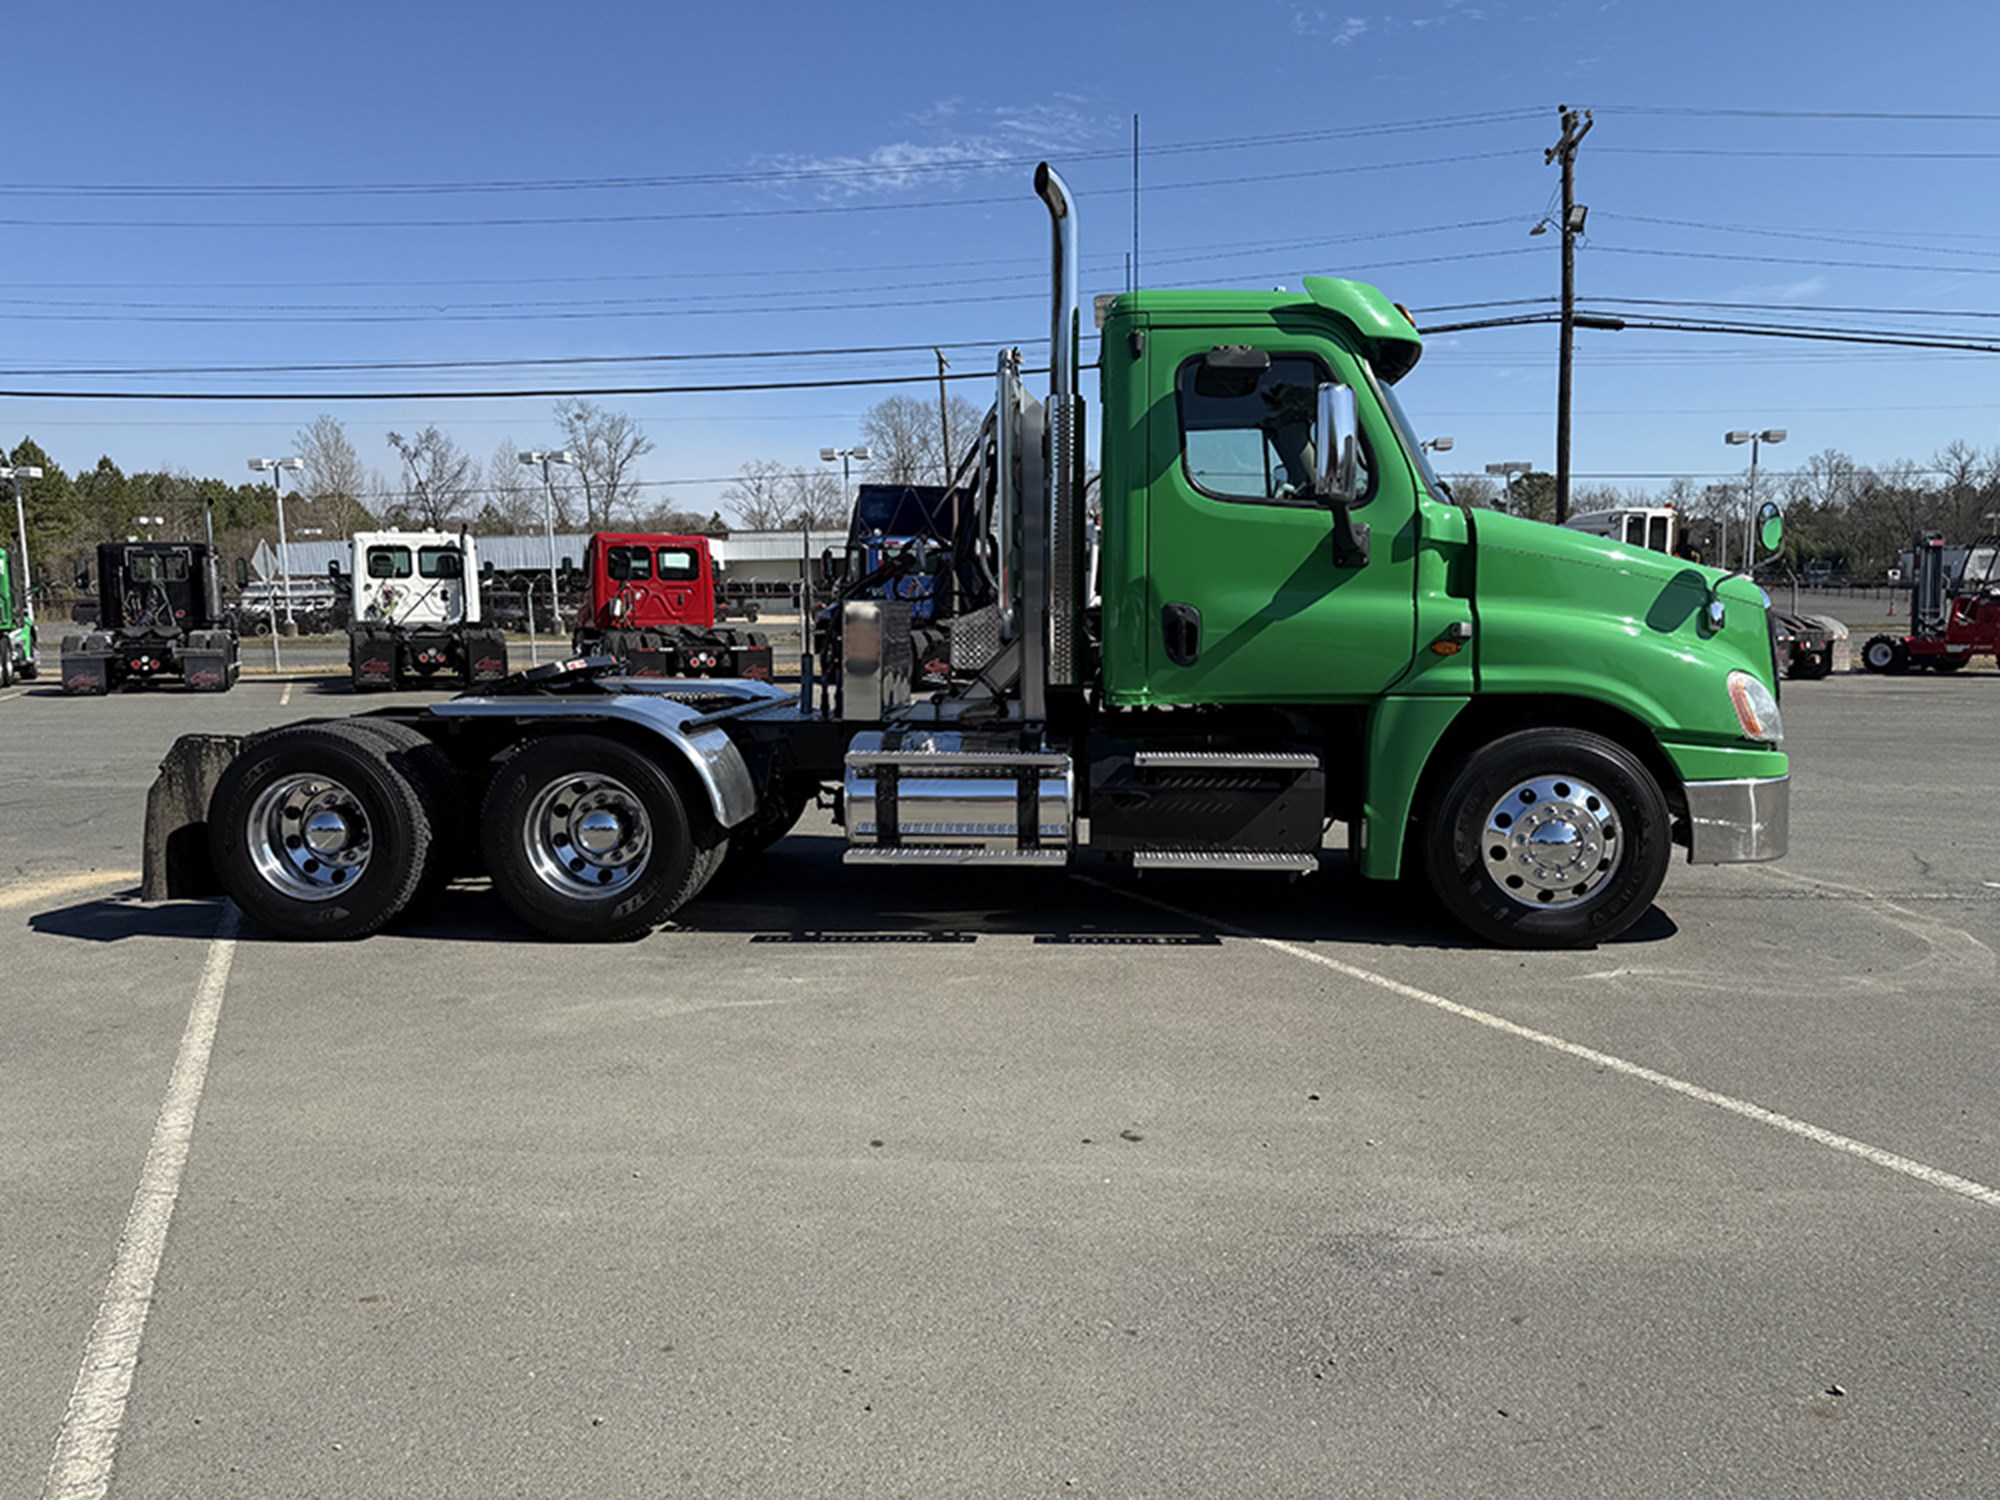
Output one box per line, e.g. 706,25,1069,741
1731,275,1830,303
760,101,1114,200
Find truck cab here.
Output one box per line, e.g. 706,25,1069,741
1092,274,1787,907
60,541,239,694
0,545,34,687
340,529,508,690
571,533,770,680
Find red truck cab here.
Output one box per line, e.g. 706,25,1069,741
572,533,771,681
582,534,717,632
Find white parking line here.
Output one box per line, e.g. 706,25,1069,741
0,687,28,702
42,904,241,1500
1080,876,2000,1212
279,681,293,707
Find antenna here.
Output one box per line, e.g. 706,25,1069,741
1131,113,1141,293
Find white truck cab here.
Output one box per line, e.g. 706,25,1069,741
339,529,508,690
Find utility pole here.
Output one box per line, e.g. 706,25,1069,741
933,348,953,481
1545,104,1593,526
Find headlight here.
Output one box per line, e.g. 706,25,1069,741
1727,670,1784,743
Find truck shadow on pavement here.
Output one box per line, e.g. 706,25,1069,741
26,835,1678,950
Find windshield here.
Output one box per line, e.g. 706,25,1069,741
1374,375,1446,496
1962,543,2000,587
130,553,191,583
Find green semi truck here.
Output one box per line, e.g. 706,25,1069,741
143,163,1789,948
1,542,37,688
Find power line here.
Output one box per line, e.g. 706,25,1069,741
0,150,1527,231
1590,243,2000,278
0,109,1545,198
1585,104,2000,122
0,218,1532,314
1600,146,2000,160
0,366,1047,402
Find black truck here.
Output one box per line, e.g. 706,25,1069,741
60,541,240,695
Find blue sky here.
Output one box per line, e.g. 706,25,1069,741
7,0,2000,517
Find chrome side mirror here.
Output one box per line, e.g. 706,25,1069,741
1315,383,1361,504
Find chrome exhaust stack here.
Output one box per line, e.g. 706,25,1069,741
1035,162,1084,690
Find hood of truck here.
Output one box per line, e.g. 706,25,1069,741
1466,510,1778,748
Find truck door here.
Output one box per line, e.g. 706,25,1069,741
1140,337,1420,703
654,545,708,626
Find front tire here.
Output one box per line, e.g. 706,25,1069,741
480,734,720,941
1861,635,1909,674
1422,728,1672,949
208,723,437,939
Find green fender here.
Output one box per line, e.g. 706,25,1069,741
1357,695,1469,881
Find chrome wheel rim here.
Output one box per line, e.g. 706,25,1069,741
1481,774,1622,909
522,773,652,898
248,773,373,901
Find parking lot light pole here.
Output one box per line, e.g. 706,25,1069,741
519,450,575,633
2,463,44,634
247,457,305,634
133,514,166,542
1485,460,1531,516
1724,429,1785,571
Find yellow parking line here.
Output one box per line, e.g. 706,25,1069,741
0,870,141,910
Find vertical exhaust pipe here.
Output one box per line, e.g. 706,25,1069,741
1034,163,1082,689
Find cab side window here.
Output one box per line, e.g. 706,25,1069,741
607,545,652,582
1177,352,1369,506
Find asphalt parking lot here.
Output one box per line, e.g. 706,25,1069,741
3,668,1997,1498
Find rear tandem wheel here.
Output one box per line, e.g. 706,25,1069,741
479,733,727,941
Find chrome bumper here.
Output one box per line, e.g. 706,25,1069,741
1684,774,1789,864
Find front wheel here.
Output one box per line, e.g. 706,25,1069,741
1422,728,1672,949
480,734,720,941
1860,635,1909,674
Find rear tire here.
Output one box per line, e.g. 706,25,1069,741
1422,728,1672,949
319,717,471,898
480,733,720,941
0,649,12,688
208,723,436,939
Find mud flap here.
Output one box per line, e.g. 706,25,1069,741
730,632,773,682
61,643,112,695
462,628,510,686
142,733,245,899
350,628,396,690
183,631,239,692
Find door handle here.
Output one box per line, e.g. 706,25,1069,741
1161,602,1202,667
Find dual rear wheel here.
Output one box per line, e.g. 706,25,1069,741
209,724,723,941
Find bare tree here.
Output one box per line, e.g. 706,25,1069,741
787,466,847,529
294,415,376,534
385,426,478,529
1442,473,1501,509
475,440,545,534
721,458,796,530
858,393,983,486
552,399,654,528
